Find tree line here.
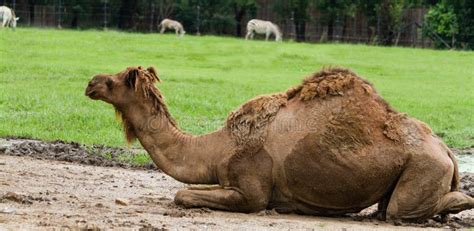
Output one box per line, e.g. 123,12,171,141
6,0,474,49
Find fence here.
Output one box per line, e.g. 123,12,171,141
251,2,434,47
3,1,435,48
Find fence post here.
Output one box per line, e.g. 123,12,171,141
159,0,162,21
150,2,155,32
12,0,15,10
42,6,45,27
376,11,381,44
196,5,201,35
57,0,62,28
103,0,108,29
291,11,295,41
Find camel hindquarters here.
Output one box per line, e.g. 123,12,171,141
281,132,407,215
386,138,474,221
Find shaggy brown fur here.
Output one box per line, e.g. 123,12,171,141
113,66,177,143
228,68,385,153
226,93,287,153
383,113,409,143
86,66,474,223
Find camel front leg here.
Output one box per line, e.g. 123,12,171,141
186,185,222,190
176,149,274,213
160,27,165,34
175,187,268,213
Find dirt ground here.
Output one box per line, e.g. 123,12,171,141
0,140,473,230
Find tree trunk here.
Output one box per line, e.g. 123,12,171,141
28,0,34,25
234,7,245,37
71,6,82,28
378,0,394,45
327,18,334,41
341,16,347,42
295,20,306,42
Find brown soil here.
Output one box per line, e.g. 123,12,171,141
0,140,473,230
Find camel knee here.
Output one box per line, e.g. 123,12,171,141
251,198,269,211
174,189,204,208
386,209,429,223
386,195,436,222
174,190,191,207
218,191,267,212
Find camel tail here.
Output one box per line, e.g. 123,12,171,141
447,147,460,192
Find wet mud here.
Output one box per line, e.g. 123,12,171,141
0,138,156,170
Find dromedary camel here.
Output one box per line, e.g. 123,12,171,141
85,66,473,222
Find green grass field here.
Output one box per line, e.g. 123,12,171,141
0,28,473,148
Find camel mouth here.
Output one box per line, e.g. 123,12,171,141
85,89,99,99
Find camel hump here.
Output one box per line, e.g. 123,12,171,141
288,67,374,101
226,93,287,151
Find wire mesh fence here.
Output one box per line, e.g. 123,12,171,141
2,1,440,48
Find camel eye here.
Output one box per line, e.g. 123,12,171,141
106,79,113,90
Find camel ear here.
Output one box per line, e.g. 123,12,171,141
124,68,139,89
147,66,161,82
15,17,19,21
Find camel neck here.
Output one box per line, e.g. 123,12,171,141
119,104,222,184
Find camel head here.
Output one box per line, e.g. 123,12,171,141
85,66,161,105
85,66,176,143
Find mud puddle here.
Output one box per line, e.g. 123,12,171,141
454,146,474,173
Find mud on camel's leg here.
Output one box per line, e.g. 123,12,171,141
174,150,273,212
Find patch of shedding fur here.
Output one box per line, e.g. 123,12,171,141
299,68,357,100
415,119,433,135
286,67,376,101
361,83,374,94
226,93,287,154
383,113,407,142
286,86,302,100
383,113,425,146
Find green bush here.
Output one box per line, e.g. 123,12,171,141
423,2,459,48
